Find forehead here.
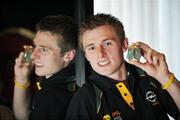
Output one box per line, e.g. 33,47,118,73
33,31,60,47
82,25,119,45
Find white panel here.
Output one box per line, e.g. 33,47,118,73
94,0,180,80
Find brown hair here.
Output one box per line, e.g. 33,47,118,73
36,15,78,54
79,13,125,50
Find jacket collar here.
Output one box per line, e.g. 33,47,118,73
40,63,76,91
88,62,141,92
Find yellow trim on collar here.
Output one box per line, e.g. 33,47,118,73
116,82,135,110
36,82,42,90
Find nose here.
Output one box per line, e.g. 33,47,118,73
97,46,106,58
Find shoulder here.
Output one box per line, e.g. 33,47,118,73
75,82,95,98
36,88,71,107
70,81,96,104
66,82,97,119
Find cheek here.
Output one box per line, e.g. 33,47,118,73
54,56,64,65
110,51,123,61
44,56,58,66
88,57,95,64
47,58,63,71
86,55,96,65
85,53,94,61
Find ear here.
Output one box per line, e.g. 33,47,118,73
122,38,129,52
63,49,76,62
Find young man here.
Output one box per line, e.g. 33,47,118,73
13,15,78,120
66,13,180,120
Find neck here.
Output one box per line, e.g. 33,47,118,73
109,62,128,81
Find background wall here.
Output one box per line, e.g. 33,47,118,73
94,0,180,81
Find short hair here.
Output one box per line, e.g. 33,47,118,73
36,15,78,54
79,13,125,50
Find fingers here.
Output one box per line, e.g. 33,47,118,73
134,42,151,52
134,42,163,65
15,52,32,67
133,42,152,63
158,53,169,71
152,54,159,65
129,42,171,81
15,52,24,66
146,48,153,64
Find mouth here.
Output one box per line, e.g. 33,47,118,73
98,60,110,66
34,63,44,68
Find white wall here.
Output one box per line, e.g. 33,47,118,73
94,0,180,80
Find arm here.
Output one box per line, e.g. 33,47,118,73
13,52,34,120
129,42,180,110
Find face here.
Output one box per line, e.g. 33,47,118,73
31,31,66,78
82,25,128,79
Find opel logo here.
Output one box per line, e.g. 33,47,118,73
146,91,156,103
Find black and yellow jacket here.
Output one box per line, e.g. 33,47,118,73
29,64,77,120
66,62,179,120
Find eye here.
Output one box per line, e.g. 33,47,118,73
40,47,49,52
88,46,95,51
104,41,112,47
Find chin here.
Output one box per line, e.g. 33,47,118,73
95,69,113,76
35,71,44,77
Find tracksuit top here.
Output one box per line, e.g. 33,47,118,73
29,64,77,120
66,62,179,120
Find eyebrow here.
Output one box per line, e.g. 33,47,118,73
84,43,94,50
84,39,112,50
33,43,52,50
102,39,111,42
